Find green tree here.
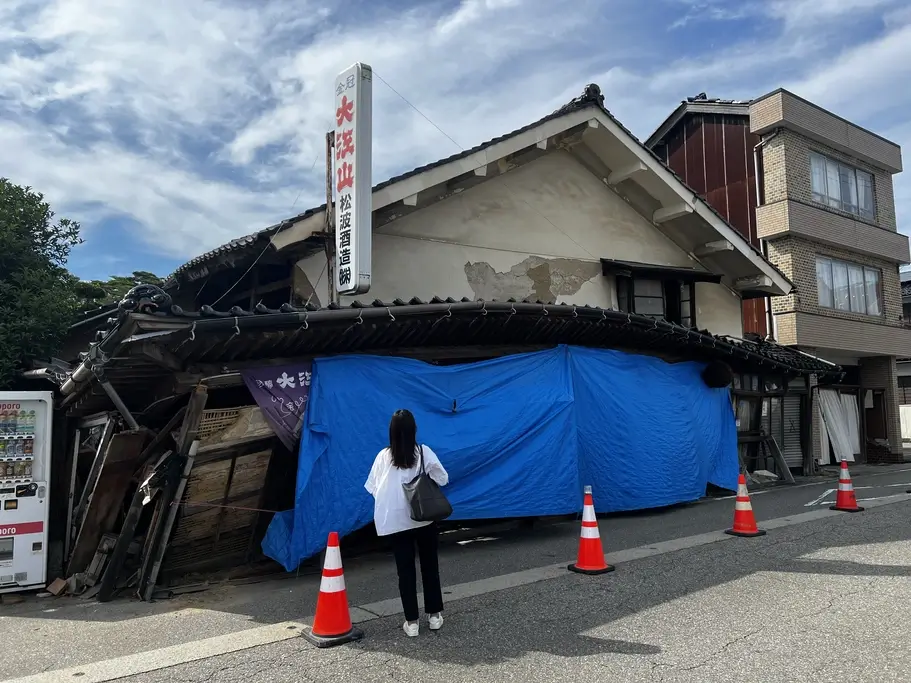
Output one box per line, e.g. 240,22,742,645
77,270,165,309
0,178,82,389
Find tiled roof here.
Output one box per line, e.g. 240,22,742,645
57,284,843,417
165,84,791,291
644,93,751,149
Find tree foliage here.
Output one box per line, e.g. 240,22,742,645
0,178,83,389
75,271,165,310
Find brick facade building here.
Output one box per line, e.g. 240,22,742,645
649,89,909,467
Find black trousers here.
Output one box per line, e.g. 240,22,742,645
389,523,444,622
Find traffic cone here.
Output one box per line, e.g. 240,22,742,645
724,474,766,537
303,532,364,648
830,459,864,512
568,486,615,575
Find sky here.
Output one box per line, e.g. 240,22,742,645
1,0,910,281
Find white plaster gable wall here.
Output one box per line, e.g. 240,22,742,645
695,282,744,338
296,150,743,337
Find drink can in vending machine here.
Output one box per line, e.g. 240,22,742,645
23,439,32,456
0,409,6,434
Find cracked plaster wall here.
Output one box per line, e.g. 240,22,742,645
296,150,742,335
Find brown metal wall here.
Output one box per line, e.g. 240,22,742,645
658,113,768,337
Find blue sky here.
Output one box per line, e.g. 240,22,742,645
1,0,909,281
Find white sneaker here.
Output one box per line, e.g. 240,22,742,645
403,621,419,637
429,613,443,631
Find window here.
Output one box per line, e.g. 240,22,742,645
809,152,874,220
617,276,696,326
816,256,882,316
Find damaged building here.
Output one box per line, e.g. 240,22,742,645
34,84,840,596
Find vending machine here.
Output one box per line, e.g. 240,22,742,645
0,391,52,593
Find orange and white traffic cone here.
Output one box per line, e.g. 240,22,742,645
303,532,364,648
568,486,615,575
724,474,766,537
830,459,864,513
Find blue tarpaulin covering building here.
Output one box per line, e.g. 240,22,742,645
262,345,738,571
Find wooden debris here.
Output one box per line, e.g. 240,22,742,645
46,578,67,596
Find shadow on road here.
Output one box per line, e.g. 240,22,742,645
341,506,911,668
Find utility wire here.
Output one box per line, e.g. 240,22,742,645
372,70,596,260
210,143,325,307
373,70,464,152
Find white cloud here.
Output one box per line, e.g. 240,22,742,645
0,0,909,278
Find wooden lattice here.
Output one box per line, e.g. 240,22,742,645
197,409,241,440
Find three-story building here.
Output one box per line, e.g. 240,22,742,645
649,89,909,466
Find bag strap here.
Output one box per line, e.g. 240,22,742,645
418,445,425,474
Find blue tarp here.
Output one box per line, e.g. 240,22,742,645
262,345,738,570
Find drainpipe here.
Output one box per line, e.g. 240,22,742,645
753,130,780,341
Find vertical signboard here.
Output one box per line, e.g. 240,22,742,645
333,62,373,296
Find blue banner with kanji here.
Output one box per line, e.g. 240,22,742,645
241,362,312,450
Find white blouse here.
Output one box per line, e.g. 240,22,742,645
364,445,449,537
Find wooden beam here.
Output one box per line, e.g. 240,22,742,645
473,165,488,177
606,160,648,186
142,440,199,601
734,274,773,290
133,406,187,474
402,194,419,206
139,343,184,372
535,139,548,150
653,203,694,224
587,119,600,128
223,277,292,309
137,385,208,600
694,240,734,257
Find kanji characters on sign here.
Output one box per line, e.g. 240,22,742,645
333,63,372,296
335,88,356,291
242,362,313,450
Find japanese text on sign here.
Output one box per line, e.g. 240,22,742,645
241,363,313,451
333,63,373,296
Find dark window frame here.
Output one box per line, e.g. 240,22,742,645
617,275,697,327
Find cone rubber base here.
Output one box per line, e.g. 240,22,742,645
567,563,616,575
724,528,766,538
303,626,364,648
829,505,864,513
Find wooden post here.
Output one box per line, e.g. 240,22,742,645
70,418,115,544
141,440,199,601
96,484,146,602
133,406,187,475
137,385,208,599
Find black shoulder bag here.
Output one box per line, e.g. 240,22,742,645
402,446,453,522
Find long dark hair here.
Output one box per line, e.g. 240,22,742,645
389,409,418,469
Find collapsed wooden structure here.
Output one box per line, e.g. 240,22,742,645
46,285,841,600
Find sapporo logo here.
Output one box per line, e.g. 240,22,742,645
0,527,16,536
0,404,21,411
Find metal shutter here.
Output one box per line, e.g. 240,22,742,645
781,394,803,467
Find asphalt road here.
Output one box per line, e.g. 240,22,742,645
2,464,910,681
113,494,911,682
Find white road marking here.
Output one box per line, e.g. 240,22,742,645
6,622,309,683
804,483,911,506
805,489,836,507
713,489,773,501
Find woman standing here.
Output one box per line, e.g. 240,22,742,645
365,409,449,637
